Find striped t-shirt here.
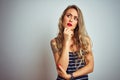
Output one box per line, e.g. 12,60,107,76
56,52,88,80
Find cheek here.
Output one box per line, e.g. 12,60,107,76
62,17,68,27
63,16,68,23
73,22,78,27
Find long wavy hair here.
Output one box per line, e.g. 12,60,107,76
55,5,91,58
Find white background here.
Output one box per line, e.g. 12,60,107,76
0,0,120,80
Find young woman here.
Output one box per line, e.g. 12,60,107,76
50,5,94,80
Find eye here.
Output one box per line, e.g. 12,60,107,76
74,17,78,21
66,14,71,18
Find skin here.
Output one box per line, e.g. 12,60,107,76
51,8,94,80
62,8,78,30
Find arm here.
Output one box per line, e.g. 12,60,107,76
50,38,69,72
72,37,94,77
50,28,74,79
57,49,94,79
50,28,73,72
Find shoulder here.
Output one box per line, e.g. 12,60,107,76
50,38,57,46
50,37,59,54
84,36,93,52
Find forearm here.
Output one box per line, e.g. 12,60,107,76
72,41,94,78
57,43,69,71
73,62,94,78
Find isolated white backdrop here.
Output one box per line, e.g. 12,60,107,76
0,0,120,80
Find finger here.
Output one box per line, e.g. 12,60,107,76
58,71,64,79
71,31,74,36
58,70,62,75
58,64,66,74
57,69,64,76
64,28,67,31
65,28,71,32
71,33,73,36
64,28,67,33
68,30,73,36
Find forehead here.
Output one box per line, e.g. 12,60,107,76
65,8,78,16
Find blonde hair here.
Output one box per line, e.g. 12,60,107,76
55,5,91,58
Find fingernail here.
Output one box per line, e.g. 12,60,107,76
57,64,61,67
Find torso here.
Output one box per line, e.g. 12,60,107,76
54,38,88,80
57,52,88,80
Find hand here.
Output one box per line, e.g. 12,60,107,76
63,28,74,45
57,64,71,80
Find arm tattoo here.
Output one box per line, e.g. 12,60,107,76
50,40,58,54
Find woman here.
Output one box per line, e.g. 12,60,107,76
50,5,94,80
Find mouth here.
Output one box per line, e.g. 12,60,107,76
67,23,72,27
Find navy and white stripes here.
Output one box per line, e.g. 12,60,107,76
56,52,88,80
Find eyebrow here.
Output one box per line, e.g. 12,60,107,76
66,13,78,18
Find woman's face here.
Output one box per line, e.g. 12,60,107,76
62,8,78,30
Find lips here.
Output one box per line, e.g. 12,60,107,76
67,23,72,27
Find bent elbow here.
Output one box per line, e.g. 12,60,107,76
91,68,94,73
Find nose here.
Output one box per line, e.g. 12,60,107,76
69,17,73,22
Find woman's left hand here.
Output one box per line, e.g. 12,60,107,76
57,64,70,79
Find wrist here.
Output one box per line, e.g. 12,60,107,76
67,74,71,79
70,73,74,80
63,42,70,48
63,41,71,47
